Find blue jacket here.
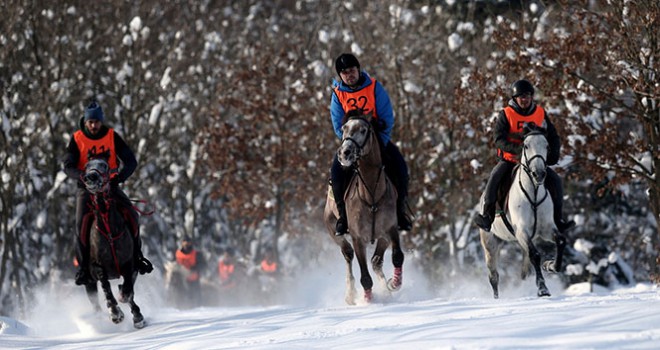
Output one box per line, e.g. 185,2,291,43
330,72,394,145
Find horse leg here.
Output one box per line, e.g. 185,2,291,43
84,282,103,313
371,238,388,291
480,230,501,299
122,272,146,329
339,239,357,305
387,228,404,291
100,278,125,324
544,231,567,273
524,236,550,297
118,271,135,304
352,238,373,302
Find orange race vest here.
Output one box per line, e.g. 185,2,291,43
497,105,546,162
218,261,235,282
73,128,118,174
261,259,277,273
334,79,378,118
176,249,200,281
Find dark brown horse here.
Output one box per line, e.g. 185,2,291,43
324,113,404,304
82,158,145,328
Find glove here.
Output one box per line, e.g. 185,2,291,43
371,118,386,132
109,177,120,188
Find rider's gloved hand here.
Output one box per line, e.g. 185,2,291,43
109,177,120,188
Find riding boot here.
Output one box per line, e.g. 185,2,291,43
546,169,576,234
132,234,153,274
114,186,153,275
474,204,495,232
335,200,349,236
475,161,512,232
75,238,92,285
396,198,413,231
331,155,349,236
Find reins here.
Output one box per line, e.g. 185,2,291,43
509,134,550,238
89,189,126,276
343,117,385,244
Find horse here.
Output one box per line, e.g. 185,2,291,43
479,124,567,298
81,158,146,328
323,113,404,304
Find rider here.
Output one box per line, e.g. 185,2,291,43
473,79,576,234
330,53,412,235
175,235,206,303
64,101,153,285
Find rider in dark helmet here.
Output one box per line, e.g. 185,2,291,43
64,101,153,285
474,80,575,234
330,53,413,235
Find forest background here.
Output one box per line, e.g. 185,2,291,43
1,0,658,316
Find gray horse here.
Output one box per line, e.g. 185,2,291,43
479,124,567,298
324,113,404,304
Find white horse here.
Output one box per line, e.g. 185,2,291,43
479,124,567,298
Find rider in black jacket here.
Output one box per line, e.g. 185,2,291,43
474,80,575,234
63,101,153,285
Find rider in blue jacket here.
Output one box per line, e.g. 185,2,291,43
330,53,412,235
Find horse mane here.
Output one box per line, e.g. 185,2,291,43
523,122,547,137
341,109,372,125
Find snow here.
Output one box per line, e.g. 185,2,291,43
1,262,658,349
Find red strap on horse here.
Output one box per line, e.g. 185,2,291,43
131,199,155,216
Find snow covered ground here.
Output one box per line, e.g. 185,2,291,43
2,262,659,349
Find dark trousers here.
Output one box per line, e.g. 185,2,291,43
481,160,564,222
331,141,409,204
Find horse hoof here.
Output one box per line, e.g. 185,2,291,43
386,277,401,291
133,315,146,329
538,289,551,297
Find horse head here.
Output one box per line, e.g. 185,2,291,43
521,123,549,186
83,158,110,194
337,110,375,168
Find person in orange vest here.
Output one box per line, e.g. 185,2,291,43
175,236,206,300
330,53,412,235
260,250,278,275
217,247,239,289
473,80,575,234
63,101,153,285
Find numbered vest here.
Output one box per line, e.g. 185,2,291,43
334,79,378,118
497,105,546,162
74,128,118,172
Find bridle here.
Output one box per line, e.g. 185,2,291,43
82,159,125,275
340,117,386,243
516,131,549,236
339,117,372,161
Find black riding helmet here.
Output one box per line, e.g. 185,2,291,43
511,79,535,97
335,53,360,75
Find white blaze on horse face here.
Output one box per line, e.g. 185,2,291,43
338,119,369,167
524,134,549,185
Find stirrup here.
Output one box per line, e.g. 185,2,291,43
75,269,92,285
474,213,492,232
136,257,153,274
335,218,348,236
